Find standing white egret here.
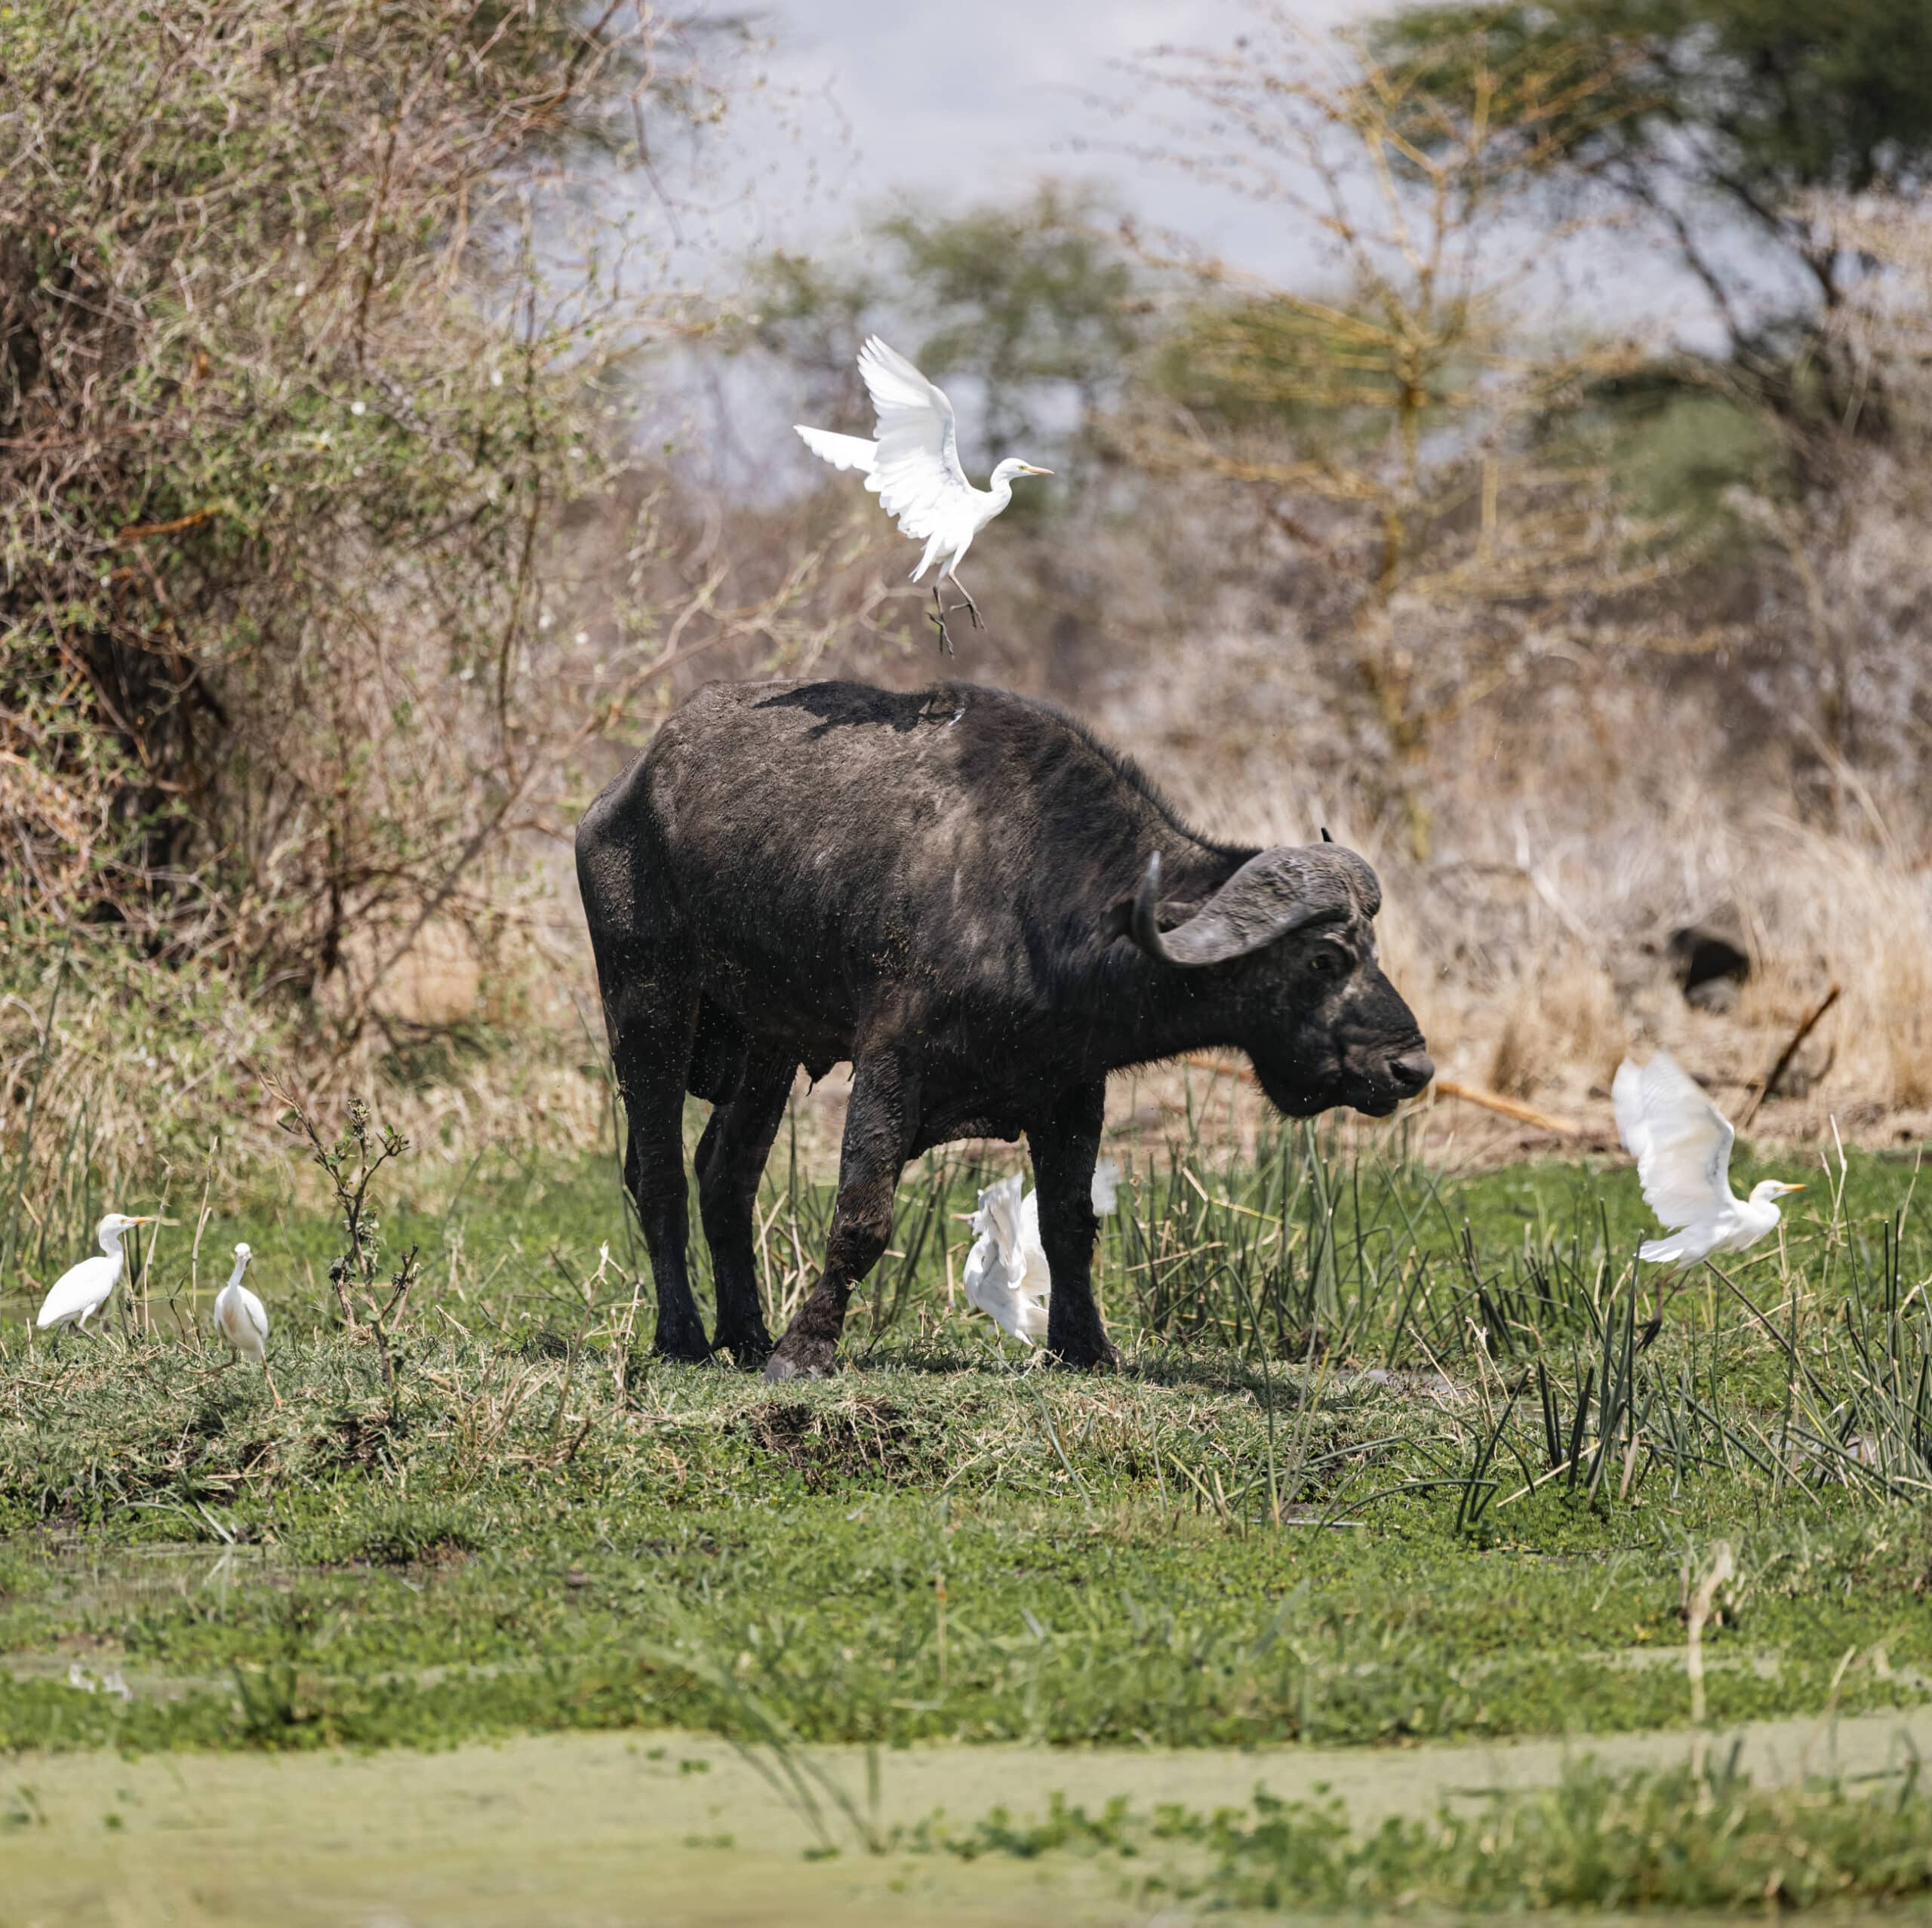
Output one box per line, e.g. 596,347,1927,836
960,1163,1121,1346
794,337,1052,647
35,1213,152,1340
212,1242,272,1367
1613,1051,1803,1268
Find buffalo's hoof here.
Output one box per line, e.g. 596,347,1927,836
653,1326,712,1367
714,1327,774,1372
764,1341,838,1383
1048,1341,1121,1373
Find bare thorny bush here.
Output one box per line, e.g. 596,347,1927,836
0,2,850,1208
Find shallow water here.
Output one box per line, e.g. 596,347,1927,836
9,1708,1932,1926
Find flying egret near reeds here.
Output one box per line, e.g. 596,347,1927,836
213,1242,279,1404
961,1163,1120,1345
35,1213,152,1342
794,337,1052,648
1613,1051,1802,1268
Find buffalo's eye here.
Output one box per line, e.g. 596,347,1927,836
1307,948,1345,978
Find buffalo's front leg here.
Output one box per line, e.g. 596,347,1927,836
1029,1079,1118,1370
764,1050,915,1382
694,1044,796,1367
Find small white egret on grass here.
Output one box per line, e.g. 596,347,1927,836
35,1213,152,1342
214,1242,280,1406
961,1162,1121,1346
795,337,1052,649
1613,1051,1803,1269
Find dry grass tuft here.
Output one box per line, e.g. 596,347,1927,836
1487,953,1626,1101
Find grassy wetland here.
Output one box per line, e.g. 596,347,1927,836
11,0,1932,1917
7,1082,1932,1920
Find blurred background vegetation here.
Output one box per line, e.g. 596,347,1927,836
5,0,1932,1232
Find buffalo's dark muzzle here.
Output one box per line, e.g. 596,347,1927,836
1389,1050,1434,1094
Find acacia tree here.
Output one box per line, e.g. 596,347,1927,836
1370,0,1932,395
1116,16,1656,856
1370,0,1932,774
743,183,1146,479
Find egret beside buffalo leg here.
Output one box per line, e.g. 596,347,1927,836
765,1047,917,1382
694,1043,796,1367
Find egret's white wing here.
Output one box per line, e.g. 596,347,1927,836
971,1173,1026,1269
37,1253,116,1329
794,426,876,474
1613,1052,1737,1231
963,1233,1037,1342
856,336,978,544
215,1284,269,1359
1091,1158,1121,1216
1014,1188,1051,1305
962,1174,1051,1344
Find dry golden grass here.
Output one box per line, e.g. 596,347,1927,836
1486,954,1626,1102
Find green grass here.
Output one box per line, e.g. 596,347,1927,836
2,1107,1930,1763
916,1757,1932,1913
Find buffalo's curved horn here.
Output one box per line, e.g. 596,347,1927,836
1132,844,1380,967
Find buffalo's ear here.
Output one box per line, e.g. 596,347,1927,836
1104,878,1204,942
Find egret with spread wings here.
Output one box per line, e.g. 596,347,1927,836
1612,1051,1802,1268
795,337,1051,647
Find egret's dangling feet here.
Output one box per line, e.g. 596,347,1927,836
928,586,956,656
943,569,983,630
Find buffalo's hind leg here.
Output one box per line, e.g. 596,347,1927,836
605,979,710,1364
1029,1079,1118,1370
694,1042,796,1368
579,789,710,1364
765,1047,915,1382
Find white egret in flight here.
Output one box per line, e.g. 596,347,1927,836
35,1212,152,1341
961,1162,1120,1345
794,337,1052,647
1613,1051,1802,1268
214,1242,279,1405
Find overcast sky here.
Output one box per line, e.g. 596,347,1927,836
660,0,1756,350
685,0,1378,282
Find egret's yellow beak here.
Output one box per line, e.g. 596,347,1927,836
1781,1184,1805,1195
130,1215,156,1225
1020,463,1054,476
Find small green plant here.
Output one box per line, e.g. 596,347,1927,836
270,1083,419,1387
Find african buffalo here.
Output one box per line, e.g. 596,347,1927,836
576,679,1432,1379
